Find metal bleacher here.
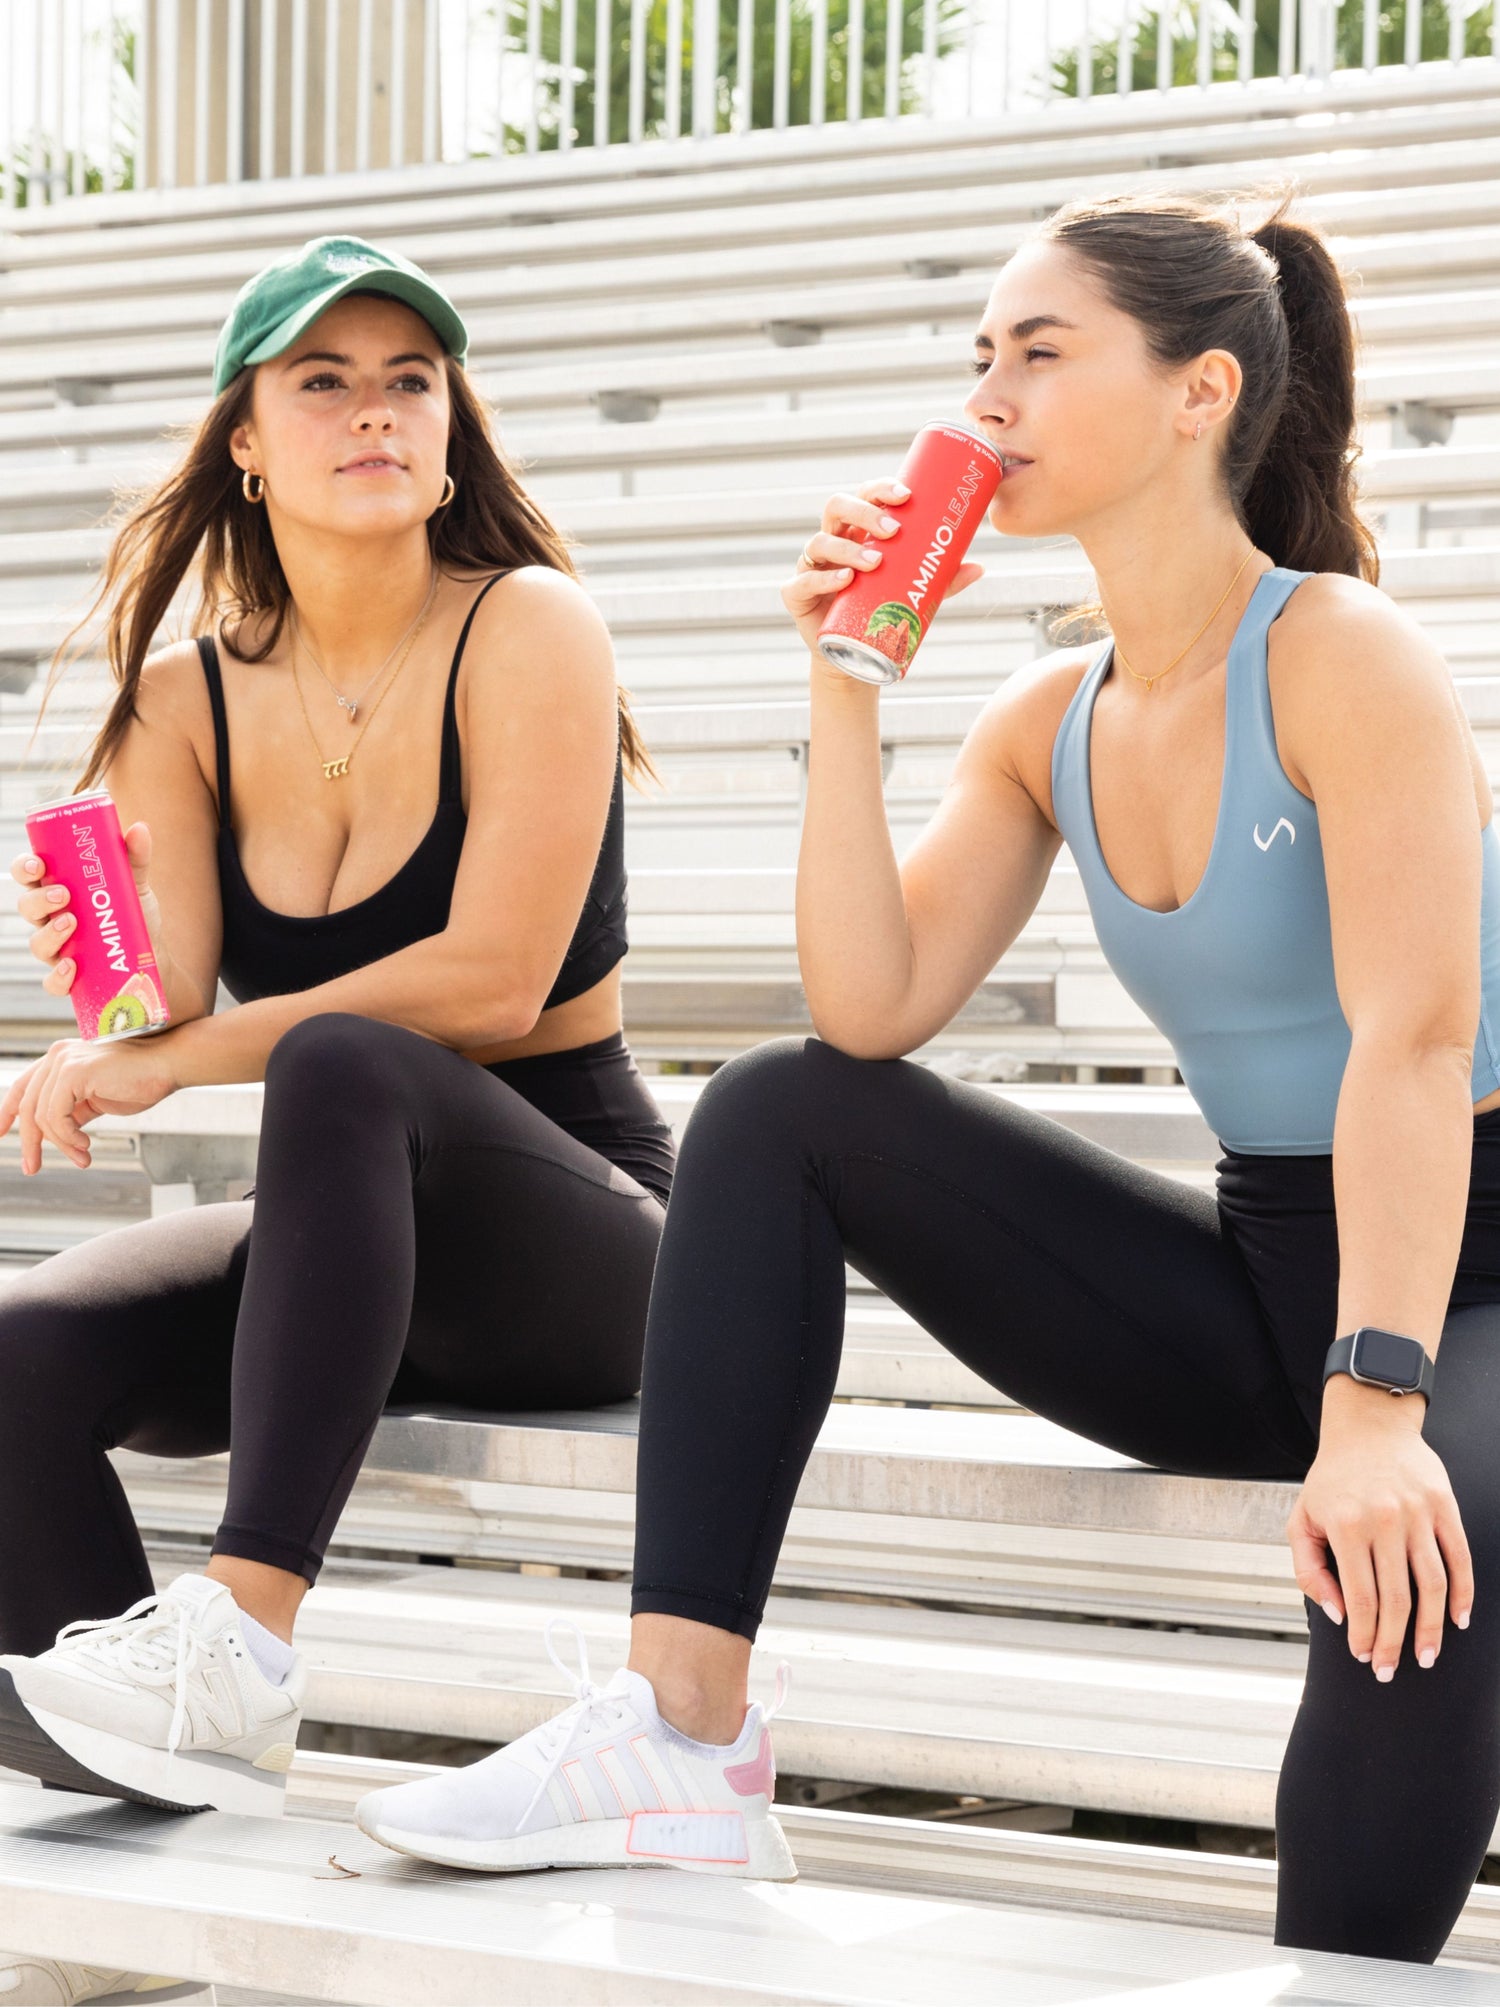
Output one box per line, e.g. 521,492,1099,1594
4,58,1500,2003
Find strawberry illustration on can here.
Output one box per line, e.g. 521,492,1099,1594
817,420,1004,685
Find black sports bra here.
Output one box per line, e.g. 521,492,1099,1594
195,570,628,1011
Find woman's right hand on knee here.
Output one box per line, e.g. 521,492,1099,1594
14,848,78,997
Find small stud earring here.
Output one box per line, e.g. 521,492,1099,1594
1194,421,1203,440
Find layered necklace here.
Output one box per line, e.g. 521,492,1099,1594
290,564,439,781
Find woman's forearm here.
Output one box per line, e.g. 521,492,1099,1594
1320,1036,1474,1435
795,660,918,1053
162,928,530,1087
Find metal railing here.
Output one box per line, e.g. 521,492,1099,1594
1,0,1496,206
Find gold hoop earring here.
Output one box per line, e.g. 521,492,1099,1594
242,470,265,503
437,473,455,508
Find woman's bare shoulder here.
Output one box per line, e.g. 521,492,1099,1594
970,642,1102,832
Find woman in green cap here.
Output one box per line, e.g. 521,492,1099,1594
0,235,675,1888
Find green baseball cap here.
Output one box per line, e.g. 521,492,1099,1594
212,234,469,397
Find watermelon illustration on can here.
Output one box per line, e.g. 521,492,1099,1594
817,420,1004,685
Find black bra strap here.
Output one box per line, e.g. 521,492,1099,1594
195,633,232,832
439,571,512,803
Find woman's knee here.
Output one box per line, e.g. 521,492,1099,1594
687,1035,874,1145
264,1011,418,1102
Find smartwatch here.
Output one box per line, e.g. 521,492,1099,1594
1323,1326,1435,1406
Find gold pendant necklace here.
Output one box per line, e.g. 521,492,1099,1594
1111,548,1261,694
292,567,438,780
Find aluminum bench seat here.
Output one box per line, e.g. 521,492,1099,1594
2,1782,1485,2007
6,80,1500,295
117,1391,1314,1630
5,211,1500,401
9,157,1500,356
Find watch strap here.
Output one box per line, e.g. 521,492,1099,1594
1323,1329,1435,1403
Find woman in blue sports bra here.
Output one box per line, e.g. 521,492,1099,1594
362,189,1500,1964
0,236,677,1954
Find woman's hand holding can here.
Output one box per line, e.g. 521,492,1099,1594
13,851,78,998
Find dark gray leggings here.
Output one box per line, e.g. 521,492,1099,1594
631,1036,1500,1964
0,1012,673,1648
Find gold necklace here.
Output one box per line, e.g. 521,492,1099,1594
291,566,437,722
292,568,438,780
1111,548,1263,694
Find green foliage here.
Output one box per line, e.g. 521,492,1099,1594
1049,0,1494,96
490,0,968,150
0,14,136,207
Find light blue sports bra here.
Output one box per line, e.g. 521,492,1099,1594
1050,564,1500,1153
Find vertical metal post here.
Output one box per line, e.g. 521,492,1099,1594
258,0,276,175
525,0,539,149
884,0,899,115
692,0,719,136
70,0,87,194
390,0,406,163
290,0,307,175
667,0,683,134
735,0,752,131
772,0,788,125
922,0,935,112
321,0,337,170
561,0,577,146
847,0,864,120
594,0,610,144
423,0,439,159
1117,0,1133,96
1081,0,1094,97
1239,0,1254,82
629,0,647,140
355,0,371,169
810,0,827,123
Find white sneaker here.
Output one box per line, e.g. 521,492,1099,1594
355,1620,797,1880
0,1952,213,2005
0,1575,304,1817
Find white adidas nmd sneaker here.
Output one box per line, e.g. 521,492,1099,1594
0,1575,304,1817
356,1622,796,1880
0,1952,213,2005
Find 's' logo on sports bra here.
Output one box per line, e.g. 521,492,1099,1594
1253,817,1296,851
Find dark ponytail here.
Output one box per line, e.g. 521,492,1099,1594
1038,183,1377,643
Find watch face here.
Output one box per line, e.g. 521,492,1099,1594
1352,1328,1424,1390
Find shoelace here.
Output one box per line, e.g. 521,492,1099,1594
514,1619,631,1835
54,1592,202,1761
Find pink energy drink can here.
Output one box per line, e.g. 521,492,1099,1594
23,791,171,1041
817,420,1005,684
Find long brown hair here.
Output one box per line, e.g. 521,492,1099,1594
40,323,660,793
1041,182,1378,644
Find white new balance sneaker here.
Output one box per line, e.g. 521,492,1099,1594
0,1952,213,2005
355,1621,796,1880
0,1575,304,1816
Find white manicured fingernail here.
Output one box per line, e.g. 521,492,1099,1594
1418,1647,1436,1668
1457,1609,1471,1629
1356,1651,1372,1663
1321,1600,1342,1625
1375,1664,1394,1682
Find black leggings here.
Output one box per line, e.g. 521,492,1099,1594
631,1036,1500,1965
0,1012,674,1654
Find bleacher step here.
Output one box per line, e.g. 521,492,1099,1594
0,1782,1489,2004
270,1564,1488,1845
283,1749,1500,1967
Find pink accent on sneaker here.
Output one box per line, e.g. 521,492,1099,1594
724,1728,775,1800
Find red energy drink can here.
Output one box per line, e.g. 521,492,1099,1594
23,791,171,1041
817,420,1005,684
